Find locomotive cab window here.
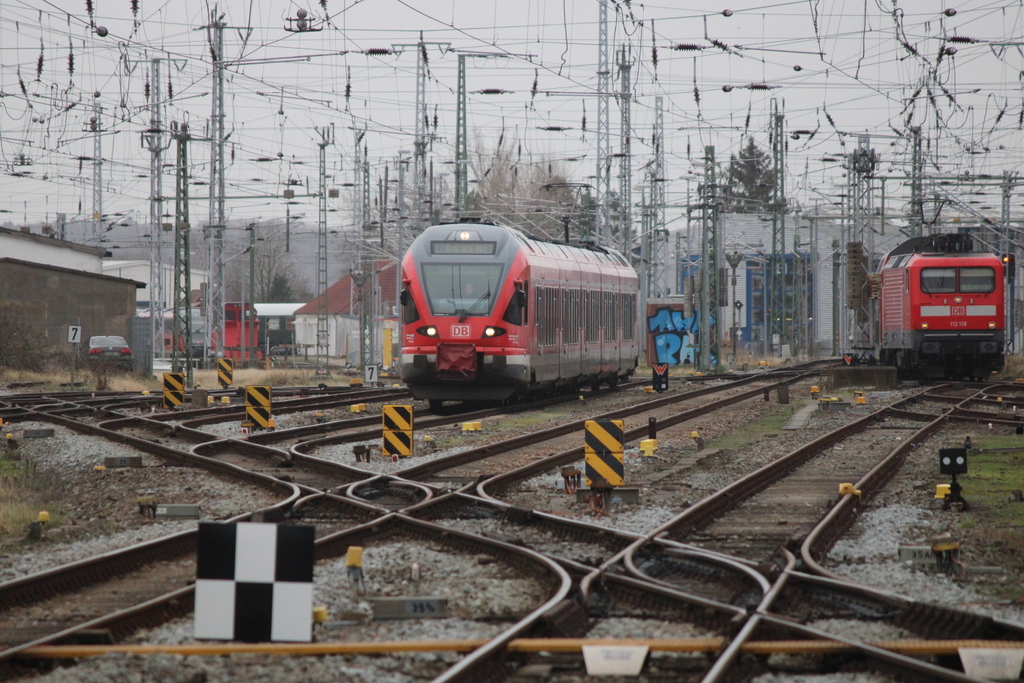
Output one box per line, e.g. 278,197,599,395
920,267,956,294
959,267,995,293
421,264,504,317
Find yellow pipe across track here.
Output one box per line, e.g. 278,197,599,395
19,638,1024,659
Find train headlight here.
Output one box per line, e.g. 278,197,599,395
921,322,929,329
416,326,438,337
483,326,506,338
989,321,997,329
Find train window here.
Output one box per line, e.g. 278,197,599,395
536,287,558,346
421,264,504,316
920,267,956,293
562,290,577,344
603,292,616,340
585,290,601,343
959,267,995,293
621,293,636,341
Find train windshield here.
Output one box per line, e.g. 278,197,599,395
959,267,995,293
920,267,956,293
421,264,504,317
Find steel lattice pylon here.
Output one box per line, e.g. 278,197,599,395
314,127,332,378
699,145,719,371
596,0,612,246
171,123,194,386
847,134,877,351
768,100,787,353
205,9,226,367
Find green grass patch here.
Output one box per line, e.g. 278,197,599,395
707,403,800,452
952,440,1024,528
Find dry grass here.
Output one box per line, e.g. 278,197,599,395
0,477,41,537
2,365,368,392
997,354,1024,380
191,367,359,389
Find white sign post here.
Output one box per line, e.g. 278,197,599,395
364,364,379,384
68,325,82,386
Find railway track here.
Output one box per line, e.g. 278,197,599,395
5,366,1023,682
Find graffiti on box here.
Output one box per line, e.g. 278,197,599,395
647,306,715,365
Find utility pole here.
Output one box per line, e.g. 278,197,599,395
247,223,256,368
171,123,194,386
768,99,786,356
650,96,666,297
204,8,227,368
699,145,719,371
89,98,103,247
1002,171,1016,352
617,47,632,256
314,126,333,379
455,54,468,217
909,126,924,238
357,131,375,371
848,135,877,352
389,36,449,235
596,0,612,246
143,57,168,362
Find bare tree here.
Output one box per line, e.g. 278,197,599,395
467,134,579,239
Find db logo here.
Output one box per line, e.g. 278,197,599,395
450,324,471,337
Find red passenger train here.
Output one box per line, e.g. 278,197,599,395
878,234,1005,379
400,222,639,407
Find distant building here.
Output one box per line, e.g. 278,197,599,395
0,225,105,272
294,261,398,365
0,258,143,349
101,260,208,313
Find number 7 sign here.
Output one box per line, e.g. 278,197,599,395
67,325,82,344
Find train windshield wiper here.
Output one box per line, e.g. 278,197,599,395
459,290,491,322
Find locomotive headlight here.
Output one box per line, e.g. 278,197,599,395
415,326,439,337
989,321,997,329
426,326,437,337
482,326,506,338
921,322,929,329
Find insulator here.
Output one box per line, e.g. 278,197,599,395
673,43,703,51
364,48,391,55
944,8,957,16
947,35,976,43
297,8,307,18
793,65,802,71
722,85,733,92
95,26,107,37
722,9,733,16
297,18,307,30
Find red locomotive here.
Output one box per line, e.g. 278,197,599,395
400,222,639,408
878,234,1004,379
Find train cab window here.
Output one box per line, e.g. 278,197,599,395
502,284,527,326
920,267,956,294
959,267,995,293
421,264,504,317
401,289,420,324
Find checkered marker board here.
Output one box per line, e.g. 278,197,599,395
194,522,315,642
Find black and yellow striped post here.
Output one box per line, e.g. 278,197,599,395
245,385,272,431
584,419,625,487
217,358,233,388
162,373,185,410
382,405,414,458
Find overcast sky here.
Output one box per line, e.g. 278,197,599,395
2,0,1024,251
